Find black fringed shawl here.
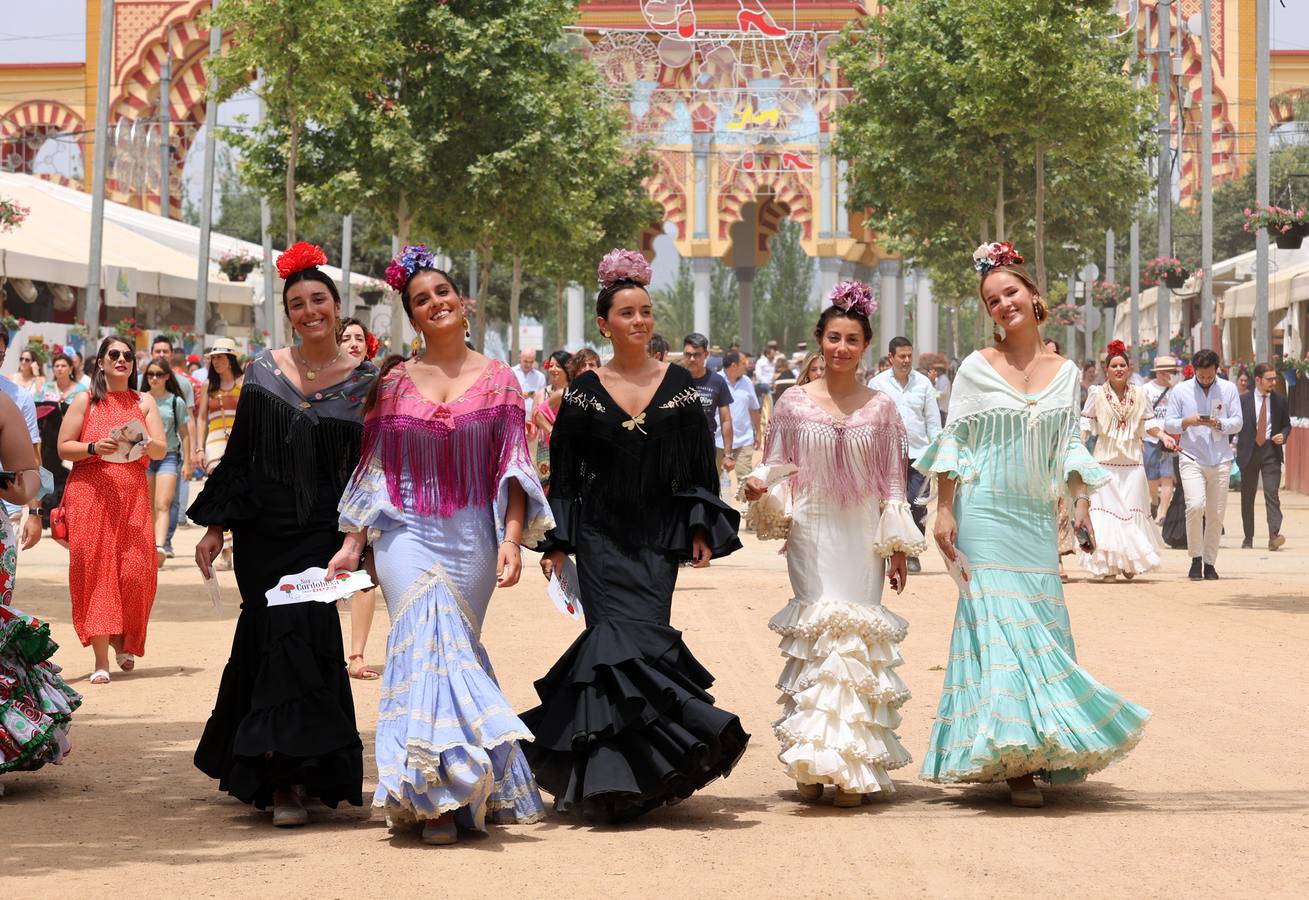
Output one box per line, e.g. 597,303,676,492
544,365,728,552
188,351,376,527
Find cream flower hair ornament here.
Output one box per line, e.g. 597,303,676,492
828,280,877,318
973,241,1025,273
597,248,652,289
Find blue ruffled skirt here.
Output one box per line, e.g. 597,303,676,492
919,494,1150,784
371,507,544,828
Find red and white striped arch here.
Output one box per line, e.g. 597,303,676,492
0,99,86,188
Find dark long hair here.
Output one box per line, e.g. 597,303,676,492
548,350,572,386
363,353,407,414
206,352,243,394
813,305,873,344
140,357,184,396
90,336,139,404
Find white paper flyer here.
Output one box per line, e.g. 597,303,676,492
547,556,584,621
265,567,375,607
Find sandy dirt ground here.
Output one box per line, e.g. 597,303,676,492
4,489,1308,899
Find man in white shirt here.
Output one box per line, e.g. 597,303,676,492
1142,355,1181,519
0,332,43,551
1163,349,1243,580
716,350,761,503
754,341,778,400
510,347,547,422
869,336,941,573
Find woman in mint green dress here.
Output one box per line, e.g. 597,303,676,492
916,244,1150,808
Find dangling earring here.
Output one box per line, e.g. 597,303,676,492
602,330,611,339
411,334,422,356
993,325,1004,344
462,317,470,332
1033,298,1047,322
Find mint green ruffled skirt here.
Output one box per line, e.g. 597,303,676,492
919,496,1150,785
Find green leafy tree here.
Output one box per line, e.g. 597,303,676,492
833,0,1152,302
206,0,395,243
753,220,817,352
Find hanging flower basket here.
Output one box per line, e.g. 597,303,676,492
24,338,51,367
218,250,259,282
1,313,25,346
1143,257,1188,289
1091,280,1129,309
1244,205,1309,248
1047,303,1083,327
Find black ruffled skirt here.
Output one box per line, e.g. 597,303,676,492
522,490,748,822
190,473,363,810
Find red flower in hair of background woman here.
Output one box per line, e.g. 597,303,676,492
1105,339,1127,358
276,241,328,279
364,332,380,360
1183,364,1195,379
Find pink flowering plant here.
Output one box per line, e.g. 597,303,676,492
828,280,877,318
1091,280,1129,308
1242,204,1309,234
0,196,29,232
1142,257,1188,288
1047,303,1083,327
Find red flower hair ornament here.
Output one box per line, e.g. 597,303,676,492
973,241,1025,273
276,241,329,280
364,331,381,360
1105,339,1128,360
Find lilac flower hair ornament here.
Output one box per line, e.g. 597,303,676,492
597,248,653,289
828,280,877,318
385,244,438,292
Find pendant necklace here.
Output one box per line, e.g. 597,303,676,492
295,344,342,382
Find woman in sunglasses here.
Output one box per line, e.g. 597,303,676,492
57,336,168,684
140,359,192,569
13,348,45,399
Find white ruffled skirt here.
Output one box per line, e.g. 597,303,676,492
1079,460,1163,577
770,592,912,793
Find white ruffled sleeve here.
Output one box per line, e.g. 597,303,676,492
872,499,928,558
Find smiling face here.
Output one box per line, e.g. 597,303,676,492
285,278,340,343
406,270,464,342
980,270,1041,334
547,357,568,389
340,323,368,360
819,313,868,377
601,287,654,355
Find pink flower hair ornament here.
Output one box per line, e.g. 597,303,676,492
973,241,1025,273
597,248,652,290
828,280,877,318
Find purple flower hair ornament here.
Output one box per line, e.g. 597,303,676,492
597,248,652,290
828,280,877,318
385,244,438,292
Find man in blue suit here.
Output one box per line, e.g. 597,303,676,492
1238,363,1292,550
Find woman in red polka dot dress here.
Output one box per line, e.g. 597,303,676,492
57,336,168,685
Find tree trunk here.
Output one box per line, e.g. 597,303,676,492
510,253,524,358
1034,143,1048,297
554,278,566,352
391,191,412,355
285,119,300,244
476,242,493,353
994,160,1005,243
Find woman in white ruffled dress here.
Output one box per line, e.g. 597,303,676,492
745,283,924,807
1078,340,1177,580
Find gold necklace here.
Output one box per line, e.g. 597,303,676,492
294,344,342,381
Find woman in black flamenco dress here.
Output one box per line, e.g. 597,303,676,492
524,250,749,823
189,246,374,825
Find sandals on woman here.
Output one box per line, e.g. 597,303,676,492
89,669,110,685
115,653,135,672
347,654,380,680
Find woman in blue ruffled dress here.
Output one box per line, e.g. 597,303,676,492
331,246,552,845
916,243,1150,808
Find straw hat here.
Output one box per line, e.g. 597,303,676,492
1150,355,1181,372
205,337,241,357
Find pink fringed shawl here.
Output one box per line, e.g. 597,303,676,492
761,386,908,507
356,359,530,517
